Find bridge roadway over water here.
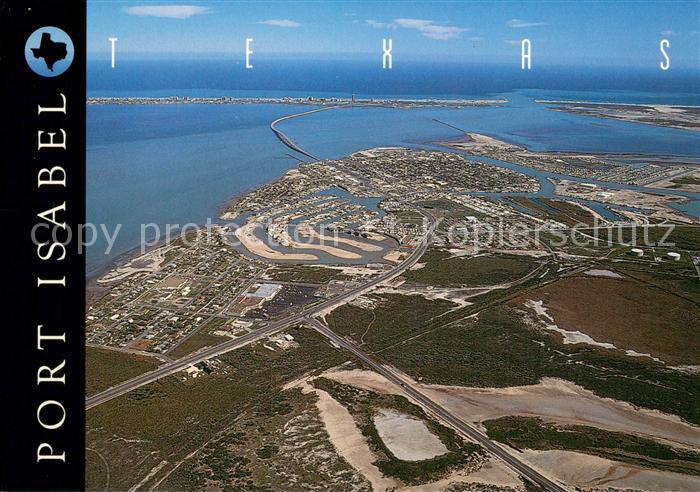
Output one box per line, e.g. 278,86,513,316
269,105,346,160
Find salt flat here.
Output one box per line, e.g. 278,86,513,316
373,409,448,461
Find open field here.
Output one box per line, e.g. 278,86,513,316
648,171,700,193
265,265,351,283
166,318,230,359
86,346,160,397
159,386,368,491
616,267,700,302
540,101,700,131
421,198,496,227
671,175,700,188
417,198,472,213
553,179,692,223
583,223,700,253
485,416,700,476
86,328,350,490
363,304,700,424
403,249,538,287
315,364,700,488
326,293,456,350
510,197,596,227
517,274,700,365
394,209,426,226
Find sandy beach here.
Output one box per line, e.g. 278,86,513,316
277,229,363,259
235,222,319,261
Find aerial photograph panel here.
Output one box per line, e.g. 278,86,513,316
85,1,699,491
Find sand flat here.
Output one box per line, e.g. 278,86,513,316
279,230,363,259
400,459,523,491
521,449,700,491
234,222,319,261
323,369,700,450
374,409,448,461
584,269,622,278
285,379,397,491
421,378,700,449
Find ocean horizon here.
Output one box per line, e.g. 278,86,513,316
88,59,700,104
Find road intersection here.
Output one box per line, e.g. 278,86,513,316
86,209,566,491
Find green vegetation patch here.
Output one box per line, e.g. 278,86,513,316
588,223,700,254
670,175,700,187
403,248,538,287
511,197,596,226
86,327,349,490
485,416,700,476
85,449,110,491
326,293,455,350
416,198,466,212
376,306,700,425
167,317,229,359
312,377,483,484
416,198,488,223
266,265,351,284
394,209,426,226
162,387,367,491
86,346,160,397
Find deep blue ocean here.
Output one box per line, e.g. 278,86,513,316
89,59,700,103
87,60,700,277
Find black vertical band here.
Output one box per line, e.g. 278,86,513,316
0,1,86,490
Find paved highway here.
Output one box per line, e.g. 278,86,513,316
305,316,567,492
86,207,567,491
86,210,436,410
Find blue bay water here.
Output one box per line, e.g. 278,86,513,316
280,93,700,157
87,60,700,276
87,104,305,276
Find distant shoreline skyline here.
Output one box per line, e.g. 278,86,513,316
87,58,700,100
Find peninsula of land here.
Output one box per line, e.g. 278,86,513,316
87,95,508,108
